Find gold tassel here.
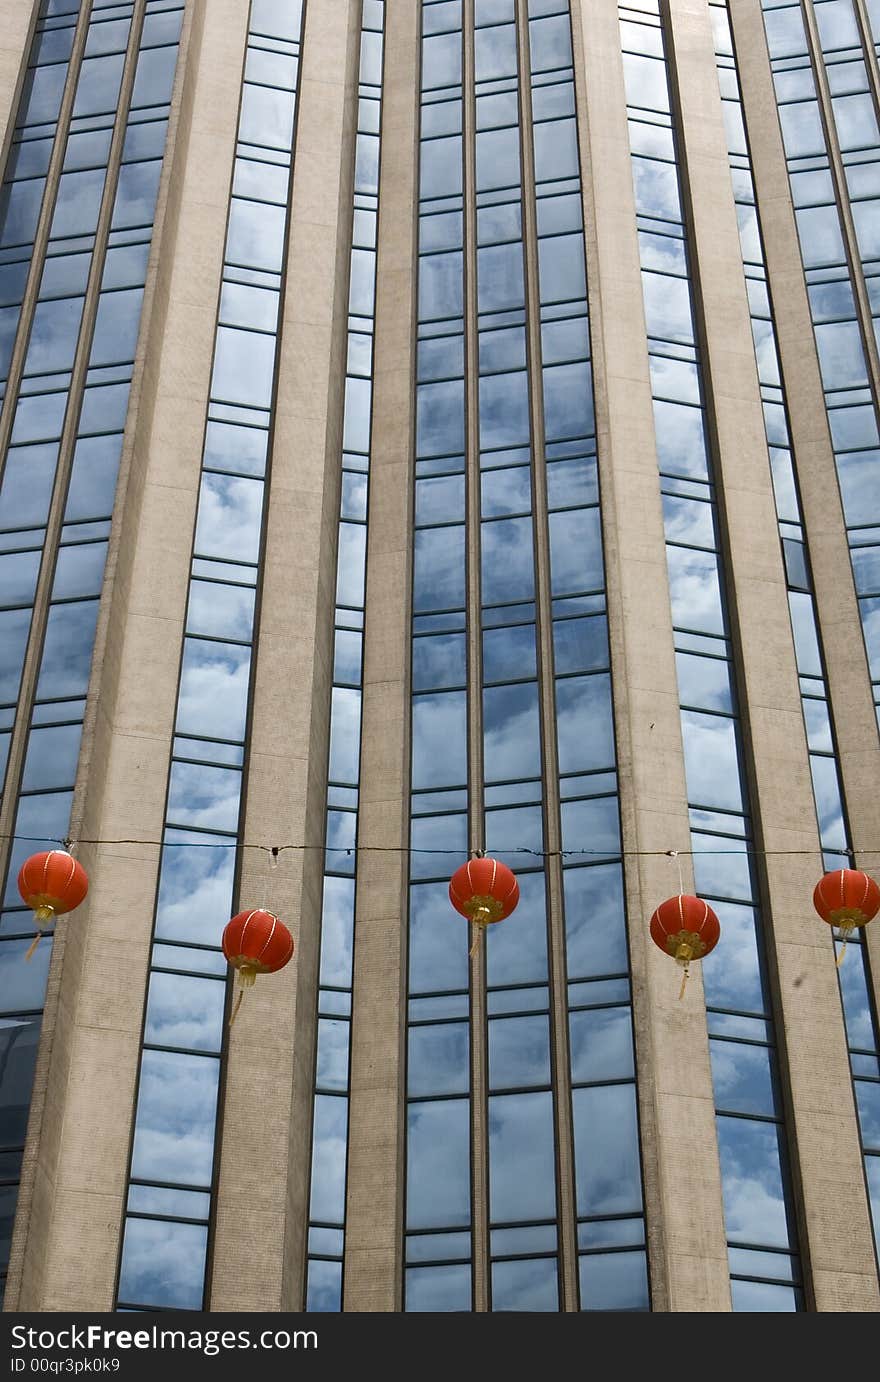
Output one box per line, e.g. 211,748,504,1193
835,938,847,968
469,924,482,959
24,932,42,963
678,965,689,1001
228,989,244,1028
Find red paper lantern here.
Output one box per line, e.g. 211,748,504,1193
650,894,720,999
17,850,88,960
449,857,519,955
222,909,294,1024
812,868,880,966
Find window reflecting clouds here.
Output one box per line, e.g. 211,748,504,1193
1,1,184,1301
405,1262,471,1311
491,1256,558,1311
408,1099,471,1230
625,0,803,1307
130,1050,219,1187
118,0,301,1312
712,0,880,1288
579,1250,649,1312
117,1218,207,1312
573,1083,643,1216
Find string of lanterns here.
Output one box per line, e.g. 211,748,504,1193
2,829,874,860
12,850,880,1010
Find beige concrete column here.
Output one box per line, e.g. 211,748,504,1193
209,0,361,1312
730,0,880,1080
4,0,246,1311
571,0,730,1313
342,0,417,1313
0,0,37,167
666,0,879,1310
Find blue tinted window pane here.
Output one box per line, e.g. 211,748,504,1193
406,1263,471,1311
552,615,607,675
563,863,628,979
492,1257,558,1311
484,870,548,986
328,686,362,784
412,690,467,788
716,1116,794,1250
36,601,100,698
489,1014,551,1091
0,1017,40,1144
710,1040,777,1118
701,901,765,1012
166,762,241,833
309,1095,348,1224
409,881,469,993
144,973,224,1055
569,1006,634,1084
21,722,83,791
560,794,620,861
483,682,542,781
414,527,466,611
130,1051,220,1186
306,1259,341,1313
489,1091,556,1222
572,1083,642,1216
579,1250,649,1311
407,1099,470,1229
549,508,603,595
155,839,236,947
408,1022,469,1097
482,516,535,604
556,673,614,773
176,640,250,743
731,1278,800,1311
117,1218,207,1310
0,938,53,1015
0,443,57,530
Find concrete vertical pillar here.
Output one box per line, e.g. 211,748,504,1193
666,0,879,1311
730,0,880,1080
342,0,418,1314
570,0,731,1312
5,0,242,1310
209,0,361,1312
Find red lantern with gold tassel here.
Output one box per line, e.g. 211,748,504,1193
650,893,720,999
449,856,519,957
17,850,88,961
222,909,294,1025
812,868,880,967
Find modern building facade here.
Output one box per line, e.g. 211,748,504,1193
0,0,878,1314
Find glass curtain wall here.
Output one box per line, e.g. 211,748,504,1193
406,0,472,1314
404,0,645,1313
115,0,305,1312
527,0,647,1313
761,0,880,730
0,0,84,414
620,0,804,1310
305,0,386,1315
0,0,183,1309
712,0,880,1277
478,0,557,1313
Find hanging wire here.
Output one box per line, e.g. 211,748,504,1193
0,832,862,859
